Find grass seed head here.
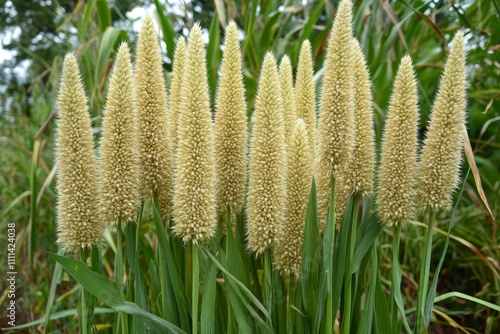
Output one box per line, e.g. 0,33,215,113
418,31,467,211
214,21,248,224
173,23,217,244
279,54,297,143
55,53,103,252
316,0,355,230
246,52,287,255
169,37,187,160
98,43,140,226
295,39,317,158
135,15,173,217
274,118,313,278
376,55,419,227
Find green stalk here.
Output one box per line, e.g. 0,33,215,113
415,211,436,333
116,223,126,334
226,206,234,334
286,274,295,332
80,248,88,334
264,248,273,326
341,194,359,334
326,176,336,334
192,243,200,334
391,224,402,332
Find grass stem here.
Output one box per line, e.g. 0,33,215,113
391,224,402,332
264,249,273,326
80,248,88,334
416,211,436,333
326,176,336,334
341,194,359,334
116,223,126,333
192,243,200,334
286,274,295,332
226,206,234,334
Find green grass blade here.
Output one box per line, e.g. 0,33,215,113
29,139,40,272
301,178,320,320
203,248,274,332
200,252,217,334
95,0,112,34
95,27,128,91
4,308,115,331
125,222,148,332
207,14,221,102
424,169,470,325
433,292,500,313
152,0,175,61
43,247,64,333
152,200,191,330
374,271,392,334
48,252,187,334
349,218,384,276
391,226,412,333
357,246,377,334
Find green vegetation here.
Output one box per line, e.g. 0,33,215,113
1,0,499,333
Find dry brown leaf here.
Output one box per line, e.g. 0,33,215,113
462,126,495,221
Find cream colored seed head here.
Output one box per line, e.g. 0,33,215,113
295,39,317,158
274,119,313,278
316,0,355,228
247,52,287,255
135,15,173,217
99,43,140,227
349,39,375,196
418,32,467,211
173,23,217,244
169,37,187,159
279,55,297,143
376,55,419,227
55,53,103,252
214,21,247,222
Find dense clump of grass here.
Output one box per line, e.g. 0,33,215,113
5,1,500,334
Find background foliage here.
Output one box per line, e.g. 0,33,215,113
0,0,499,332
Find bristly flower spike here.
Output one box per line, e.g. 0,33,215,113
173,23,217,244
99,42,140,226
274,119,313,278
169,37,187,160
316,0,355,230
418,31,467,211
295,39,317,158
279,55,297,143
246,52,287,255
214,21,247,222
135,15,173,217
376,55,420,227
55,53,103,252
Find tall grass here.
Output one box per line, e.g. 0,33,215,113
1,0,499,333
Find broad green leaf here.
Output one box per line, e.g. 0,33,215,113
48,253,186,334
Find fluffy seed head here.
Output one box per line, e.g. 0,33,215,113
214,21,247,220
169,37,187,158
295,39,317,157
376,55,419,227
316,0,355,226
173,23,217,243
349,39,375,195
247,52,287,255
99,43,140,226
55,53,103,252
279,55,297,142
135,15,173,216
418,32,467,211
274,119,313,278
